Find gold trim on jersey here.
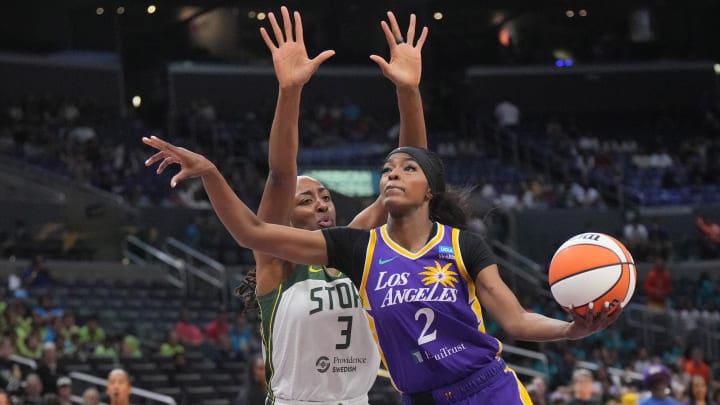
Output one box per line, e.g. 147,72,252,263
265,283,284,398
359,229,377,311
359,228,402,393
452,228,486,333
380,222,444,259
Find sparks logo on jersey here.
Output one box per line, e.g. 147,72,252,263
378,261,459,308
438,245,455,260
419,261,459,288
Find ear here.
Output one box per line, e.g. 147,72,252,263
425,188,433,201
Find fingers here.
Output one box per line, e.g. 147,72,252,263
156,157,177,175
386,11,403,42
260,27,276,50
268,11,285,45
379,21,395,48
312,50,336,66
144,151,165,166
170,172,187,188
416,26,429,49
369,55,389,71
406,14,416,44
293,11,303,44
281,6,293,42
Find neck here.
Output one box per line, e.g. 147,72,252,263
386,212,434,252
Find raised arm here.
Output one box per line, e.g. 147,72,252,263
143,136,329,266
254,7,335,292
257,6,335,226
370,12,428,149
474,264,622,341
350,12,429,229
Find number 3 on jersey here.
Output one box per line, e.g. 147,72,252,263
415,308,437,345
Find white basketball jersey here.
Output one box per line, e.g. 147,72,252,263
257,264,380,403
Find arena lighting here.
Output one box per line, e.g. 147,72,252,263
96,7,104,15
147,5,157,14
248,10,257,19
566,10,575,18
579,9,588,17
117,6,125,15
714,64,720,75
132,96,142,108
433,12,443,20
257,12,266,20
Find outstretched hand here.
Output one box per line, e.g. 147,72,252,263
370,12,428,88
260,6,335,89
564,301,624,340
143,136,216,188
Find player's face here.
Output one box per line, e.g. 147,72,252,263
380,153,431,211
107,371,131,401
292,177,336,230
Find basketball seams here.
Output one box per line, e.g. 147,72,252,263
549,262,634,286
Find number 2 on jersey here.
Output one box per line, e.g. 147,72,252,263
415,308,437,345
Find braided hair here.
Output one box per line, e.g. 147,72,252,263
235,268,259,314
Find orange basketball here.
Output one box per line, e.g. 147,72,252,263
548,232,636,316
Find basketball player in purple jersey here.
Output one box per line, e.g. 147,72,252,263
144,95,621,405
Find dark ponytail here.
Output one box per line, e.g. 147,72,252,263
430,186,471,229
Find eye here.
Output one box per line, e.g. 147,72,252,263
381,166,391,174
299,199,312,205
322,195,331,202
404,164,417,172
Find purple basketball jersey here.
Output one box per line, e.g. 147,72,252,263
359,223,502,394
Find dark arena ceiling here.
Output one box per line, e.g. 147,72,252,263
1,0,719,70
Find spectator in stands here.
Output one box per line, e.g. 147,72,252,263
643,257,672,309
529,375,549,405
81,387,100,405
36,343,66,395
683,375,716,405
159,330,184,357
647,220,672,261
623,213,649,260
106,369,133,405
0,389,9,405
55,376,71,405
0,337,21,396
32,296,63,328
17,330,42,359
77,315,105,352
568,368,601,405
495,100,521,128
228,313,254,360
696,216,719,242
22,373,44,405
640,364,678,405
683,348,711,384
21,256,51,291
233,354,267,405
40,393,61,405
204,307,229,344
174,309,203,347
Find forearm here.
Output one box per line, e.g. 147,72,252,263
397,85,427,148
200,167,328,265
267,86,301,180
201,167,263,247
504,312,572,342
